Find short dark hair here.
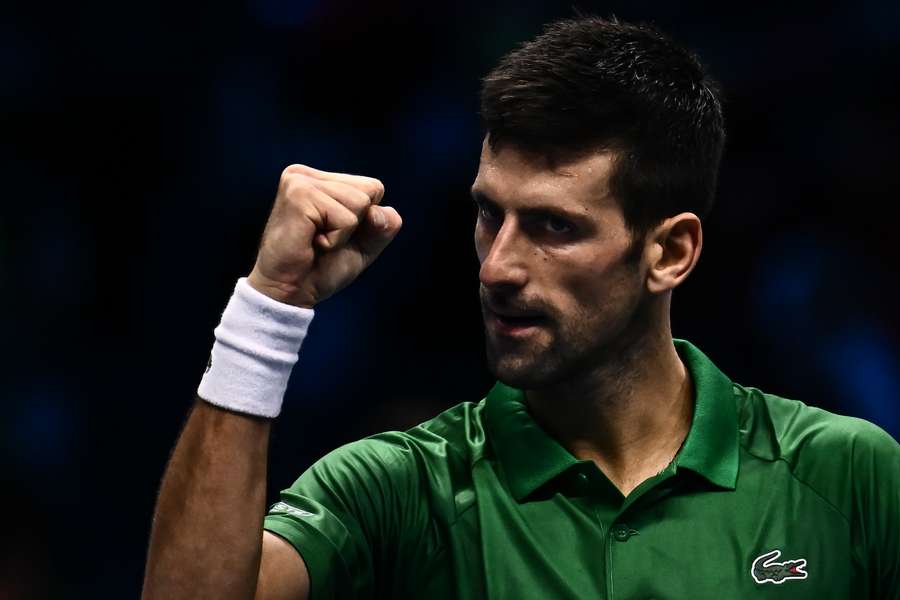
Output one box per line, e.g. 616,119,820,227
479,15,725,241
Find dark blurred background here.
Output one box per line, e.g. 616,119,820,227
3,0,899,596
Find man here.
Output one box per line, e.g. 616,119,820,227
142,15,899,600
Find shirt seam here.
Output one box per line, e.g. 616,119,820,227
443,450,482,527
741,446,852,526
784,453,868,568
741,445,867,569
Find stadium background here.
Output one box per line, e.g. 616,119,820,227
2,0,899,596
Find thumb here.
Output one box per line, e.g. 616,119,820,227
352,205,403,260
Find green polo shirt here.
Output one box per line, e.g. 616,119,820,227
263,339,900,599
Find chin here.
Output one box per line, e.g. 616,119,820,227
486,351,561,390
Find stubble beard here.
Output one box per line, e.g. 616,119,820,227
484,320,563,389
483,286,655,392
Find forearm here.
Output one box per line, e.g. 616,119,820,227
140,161,397,598
142,397,271,600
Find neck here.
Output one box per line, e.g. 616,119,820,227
524,311,694,497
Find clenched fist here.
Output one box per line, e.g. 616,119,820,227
247,164,402,308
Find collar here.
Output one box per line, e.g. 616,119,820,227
483,338,740,501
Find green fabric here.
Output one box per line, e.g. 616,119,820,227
263,339,900,599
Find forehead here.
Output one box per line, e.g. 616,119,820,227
472,137,618,210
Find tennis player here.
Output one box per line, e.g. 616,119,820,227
142,15,899,600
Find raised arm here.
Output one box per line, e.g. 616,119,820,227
141,165,402,600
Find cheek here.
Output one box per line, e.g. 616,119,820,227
556,264,636,322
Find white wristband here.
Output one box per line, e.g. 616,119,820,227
197,277,315,418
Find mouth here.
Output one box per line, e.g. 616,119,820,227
485,308,547,336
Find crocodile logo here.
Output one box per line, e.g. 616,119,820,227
751,549,808,584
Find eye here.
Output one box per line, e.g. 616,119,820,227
544,216,574,234
475,199,500,222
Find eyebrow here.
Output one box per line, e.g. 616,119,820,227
469,188,591,224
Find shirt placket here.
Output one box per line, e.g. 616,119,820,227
575,463,678,600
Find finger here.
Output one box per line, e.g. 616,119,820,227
284,164,385,205
299,189,361,250
308,178,373,217
350,205,403,266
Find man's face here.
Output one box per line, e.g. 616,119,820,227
473,137,651,389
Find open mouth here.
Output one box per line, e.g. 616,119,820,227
488,310,548,334
494,314,545,327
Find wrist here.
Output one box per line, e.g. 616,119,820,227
197,277,315,418
247,269,316,309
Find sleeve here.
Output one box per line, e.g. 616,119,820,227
853,423,900,600
263,434,425,600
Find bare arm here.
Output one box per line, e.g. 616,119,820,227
141,164,401,599
142,398,307,599
257,531,310,599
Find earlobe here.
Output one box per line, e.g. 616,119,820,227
646,214,702,294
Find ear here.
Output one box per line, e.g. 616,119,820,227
645,213,703,294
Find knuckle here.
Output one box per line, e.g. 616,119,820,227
287,163,317,175
350,188,373,211
321,180,369,212
281,163,307,180
282,176,314,200
366,178,385,199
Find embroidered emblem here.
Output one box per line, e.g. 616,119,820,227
751,549,808,584
269,501,314,518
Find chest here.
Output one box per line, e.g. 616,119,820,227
405,463,860,600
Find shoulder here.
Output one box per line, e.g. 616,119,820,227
741,386,896,462
735,384,899,517
307,400,487,483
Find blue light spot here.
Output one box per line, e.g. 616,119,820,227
820,324,899,437
10,384,76,469
250,0,323,28
752,234,831,337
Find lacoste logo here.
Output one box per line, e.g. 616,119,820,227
751,549,808,584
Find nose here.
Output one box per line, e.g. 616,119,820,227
478,218,529,291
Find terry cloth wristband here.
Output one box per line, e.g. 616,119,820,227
197,277,315,418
